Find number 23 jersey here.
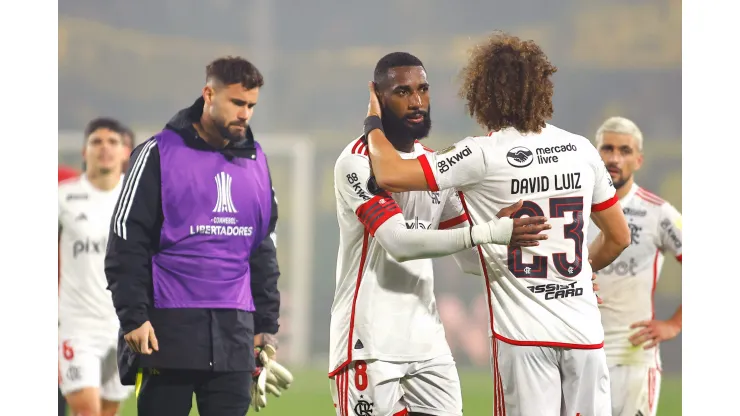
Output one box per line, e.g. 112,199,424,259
417,124,617,347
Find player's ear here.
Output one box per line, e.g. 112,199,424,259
203,85,215,105
635,152,644,170
372,81,383,101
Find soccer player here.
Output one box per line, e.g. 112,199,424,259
363,33,632,416
121,125,135,170
330,52,550,416
58,118,133,416
587,117,682,416
58,164,79,416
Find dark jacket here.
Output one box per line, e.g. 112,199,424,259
105,98,280,384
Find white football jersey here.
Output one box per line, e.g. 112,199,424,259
587,184,682,368
58,174,124,334
329,138,468,375
417,125,618,348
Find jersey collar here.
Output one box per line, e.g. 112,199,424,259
620,182,640,205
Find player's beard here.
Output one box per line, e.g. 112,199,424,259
612,173,631,189
215,120,248,143
380,104,432,151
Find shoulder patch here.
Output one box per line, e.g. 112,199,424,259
437,145,456,155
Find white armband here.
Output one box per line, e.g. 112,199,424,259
374,214,473,262
470,217,513,246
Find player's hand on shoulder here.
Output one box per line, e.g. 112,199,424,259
123,320,159,355
496,200,551,247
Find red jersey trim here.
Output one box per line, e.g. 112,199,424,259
328,231,370,378
417,154,439,192
439,214,469,230
676,254,682,263
651,249,663,371
415,140,434,153
458,191,498,371
351,138,368,156
58,170,79,183
493,339,506,415
592,193,618,212
636,188,665,206
493,333,604,349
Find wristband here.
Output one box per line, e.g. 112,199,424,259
364,115,384,137
471,217,514,246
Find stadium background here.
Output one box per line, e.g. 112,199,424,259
57,0,682,414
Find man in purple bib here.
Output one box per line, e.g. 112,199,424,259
105,56,289,415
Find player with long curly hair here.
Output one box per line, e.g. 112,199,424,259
364,32,631,416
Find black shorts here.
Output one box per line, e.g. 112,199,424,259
135,368,252,416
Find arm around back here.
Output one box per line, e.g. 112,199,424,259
589,202,631,272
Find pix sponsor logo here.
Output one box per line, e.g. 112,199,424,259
73,237,107,258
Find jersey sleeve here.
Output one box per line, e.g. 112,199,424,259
439,190,469,229
334,154,403,236
658,202,683,261
249,163,281,335
416,137,487,192
105,139,160,333
586,143,618,212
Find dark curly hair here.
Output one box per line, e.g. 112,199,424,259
459,32,557,134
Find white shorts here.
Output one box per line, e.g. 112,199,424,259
329,355,463,416
492,338,611,416
608,364,661,416
58,330,134,402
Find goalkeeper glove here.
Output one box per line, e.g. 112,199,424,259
251,344,294,412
